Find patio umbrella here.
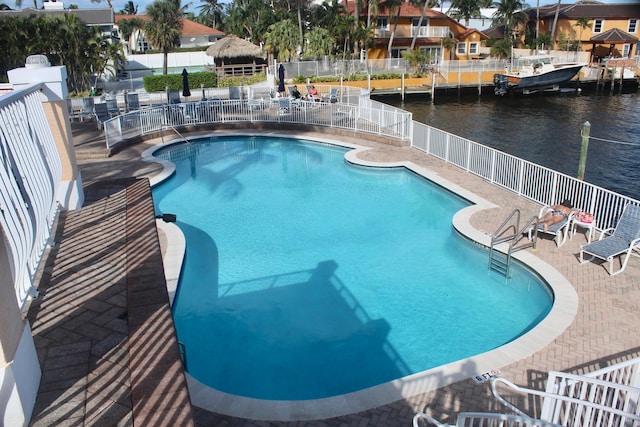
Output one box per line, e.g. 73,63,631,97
182,68,191,97
278,64,285,94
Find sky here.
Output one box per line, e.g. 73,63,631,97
15,0,638,17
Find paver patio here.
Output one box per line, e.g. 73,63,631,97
27,121,640,426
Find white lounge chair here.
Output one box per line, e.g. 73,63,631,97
490,358,640,427
413,411,562,426
579,204,640,276
322,87,338,103
528,205,575,247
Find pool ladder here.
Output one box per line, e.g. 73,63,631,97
489,209,539,277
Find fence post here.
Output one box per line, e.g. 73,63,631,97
578,121,590,180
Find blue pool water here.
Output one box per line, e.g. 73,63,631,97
152,136,553,401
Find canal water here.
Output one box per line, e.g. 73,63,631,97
375,91,640,200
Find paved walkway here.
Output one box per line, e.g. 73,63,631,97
28,121,640,426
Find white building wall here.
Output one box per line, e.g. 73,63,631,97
1,326,41,427
125,51,215,73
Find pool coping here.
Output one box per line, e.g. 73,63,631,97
143,133,579,421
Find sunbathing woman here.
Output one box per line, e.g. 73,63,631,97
539,199,573,232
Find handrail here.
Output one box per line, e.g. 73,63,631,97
164,125,189,144
491,376,640,423
491,208,521,246
511,215,539,252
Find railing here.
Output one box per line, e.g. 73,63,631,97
103,97,413,150
0,83,62,309
411,122,640,231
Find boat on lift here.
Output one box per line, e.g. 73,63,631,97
493,55,586,95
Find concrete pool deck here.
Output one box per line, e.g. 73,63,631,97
28,121,640,426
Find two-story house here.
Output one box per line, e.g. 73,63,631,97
114,15,224,54
348,2,488,63
526,1,639,60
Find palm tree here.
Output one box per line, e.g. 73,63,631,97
264,19,300,61
574,16,590,52
492,0,529,49
144,0,184,75
197,0,223,29
119,0,138,14
549,0,561,50
410,0,439,50
449,0,481,27
381,0,404,58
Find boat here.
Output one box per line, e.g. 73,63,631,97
493,55,586,95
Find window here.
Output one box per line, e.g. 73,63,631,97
420,46,442,63
593,19,603,33
457,42,466,54
390,48,408,59
377,18,389,30
411,18,429,37
469,42,479,55
622,43,631,57
629,19,638,33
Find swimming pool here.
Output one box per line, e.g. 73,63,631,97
151,135,566,417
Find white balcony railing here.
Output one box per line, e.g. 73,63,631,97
0,83,62,309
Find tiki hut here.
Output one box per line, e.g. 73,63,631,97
205,35,267,77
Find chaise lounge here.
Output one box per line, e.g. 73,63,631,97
579,203,640,276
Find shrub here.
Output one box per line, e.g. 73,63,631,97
143,71,218,92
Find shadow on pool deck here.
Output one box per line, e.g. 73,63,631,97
28,120,640,427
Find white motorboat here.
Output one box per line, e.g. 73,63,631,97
494,55,586,95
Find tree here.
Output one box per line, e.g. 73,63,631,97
264,19,300,61
489,37,511,58
449,0,481,27
549,0,561,49
90,0,113,10
410,0,439,50
381,0,404,58
119,0,138,14
492,0,529,48
305,27,333,58
574,16,590,51
198,0,223,29
117,18,143,50
145,0,184,75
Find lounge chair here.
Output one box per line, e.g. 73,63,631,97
276,97,291,116
322,87,338,103
168,90,181,104
106,98,120,117
126,93,140,112
80,97,94,121
93,103,111,130
528,205,574,247
413,411,562,427
579,204,640,275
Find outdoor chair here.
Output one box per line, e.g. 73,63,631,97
489,357,640,427
413,411,562,427
93,103,111,130
579,203,640,275
322,87,338,103
126,93,140,112
168,90,181,104
80,97,95,121
105,98,120,117
528,205,575,247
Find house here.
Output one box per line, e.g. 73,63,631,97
114,15,224,54
348,2,489,63
0,0,114,38
525,1,640,59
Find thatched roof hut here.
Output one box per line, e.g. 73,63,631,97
206,35,265,66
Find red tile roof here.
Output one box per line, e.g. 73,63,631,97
114,15,224,36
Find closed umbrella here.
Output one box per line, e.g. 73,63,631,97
182,68,191,97
278,64,285,95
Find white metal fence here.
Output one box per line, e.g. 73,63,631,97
412,122,640,231
103,97,413,149
0,83,62,309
